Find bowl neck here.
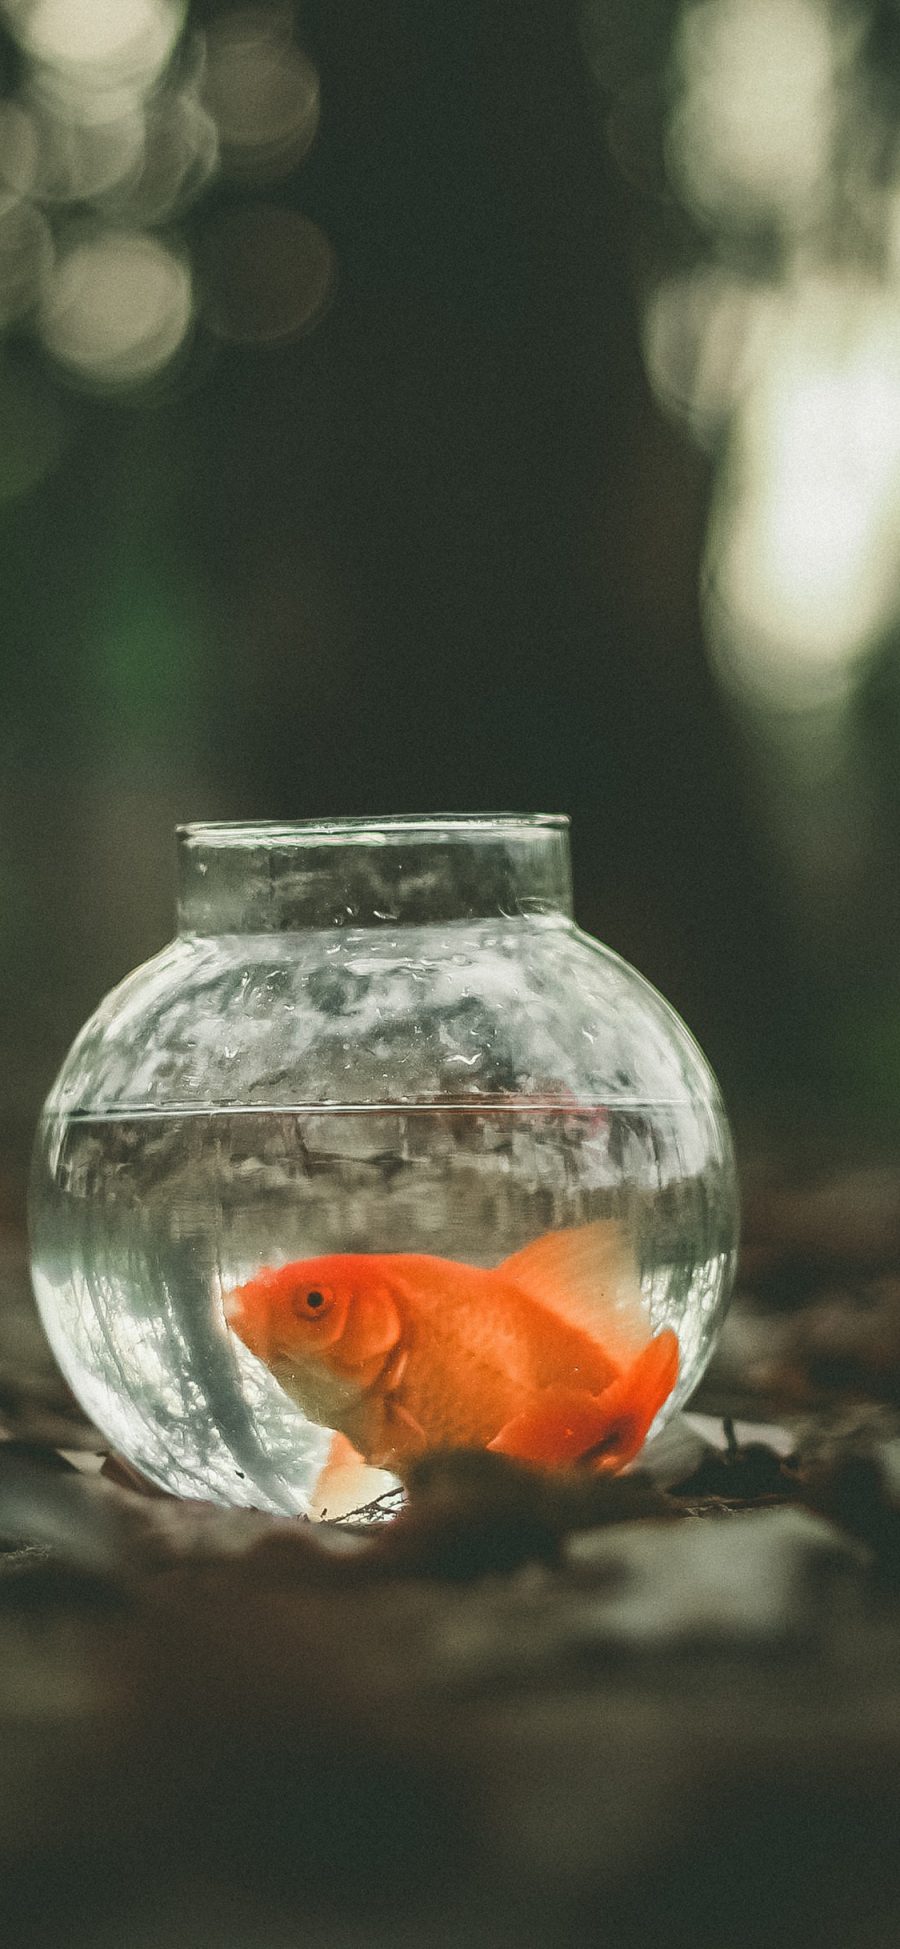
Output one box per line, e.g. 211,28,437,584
176,817,574,933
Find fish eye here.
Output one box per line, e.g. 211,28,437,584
292,1285,332,1320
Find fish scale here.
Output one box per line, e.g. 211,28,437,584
360,1258,617,1460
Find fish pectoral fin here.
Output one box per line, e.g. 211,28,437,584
380,1344,409,1395
488,1386,617,1467
388,1399,427,1445
340,1391,427,1474
487,1329,679,1472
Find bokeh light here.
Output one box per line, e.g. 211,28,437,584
200,204,334,344
0,0,329,404
202,8,320,184
0,188,53,323
642,269,776,446
589,0,900,969
668,0,852,234
38,230,194,389
607,0,900,724
704,279,900,709
99,86,218,225
7,0,186,102
0,88,147,204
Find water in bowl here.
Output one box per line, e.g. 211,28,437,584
30,1101,735,1519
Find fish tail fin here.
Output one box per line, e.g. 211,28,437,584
583,1327,679,1471
487,1327,679,1473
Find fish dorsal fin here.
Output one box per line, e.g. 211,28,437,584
498,1220,651,1367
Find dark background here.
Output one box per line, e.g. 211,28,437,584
5,20,900,1946
2,0,896,1220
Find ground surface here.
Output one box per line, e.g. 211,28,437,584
4,1162,900,1949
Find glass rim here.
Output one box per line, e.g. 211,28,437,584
177,813,571,847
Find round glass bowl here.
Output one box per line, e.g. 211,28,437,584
29,816,738,1519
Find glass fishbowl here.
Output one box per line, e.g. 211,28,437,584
29,816,738,1521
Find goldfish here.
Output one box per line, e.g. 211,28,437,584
224,1221,679,1504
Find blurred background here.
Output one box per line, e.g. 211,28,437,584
3,0,900,1220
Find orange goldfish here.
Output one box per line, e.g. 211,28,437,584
224,1221,679,1492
